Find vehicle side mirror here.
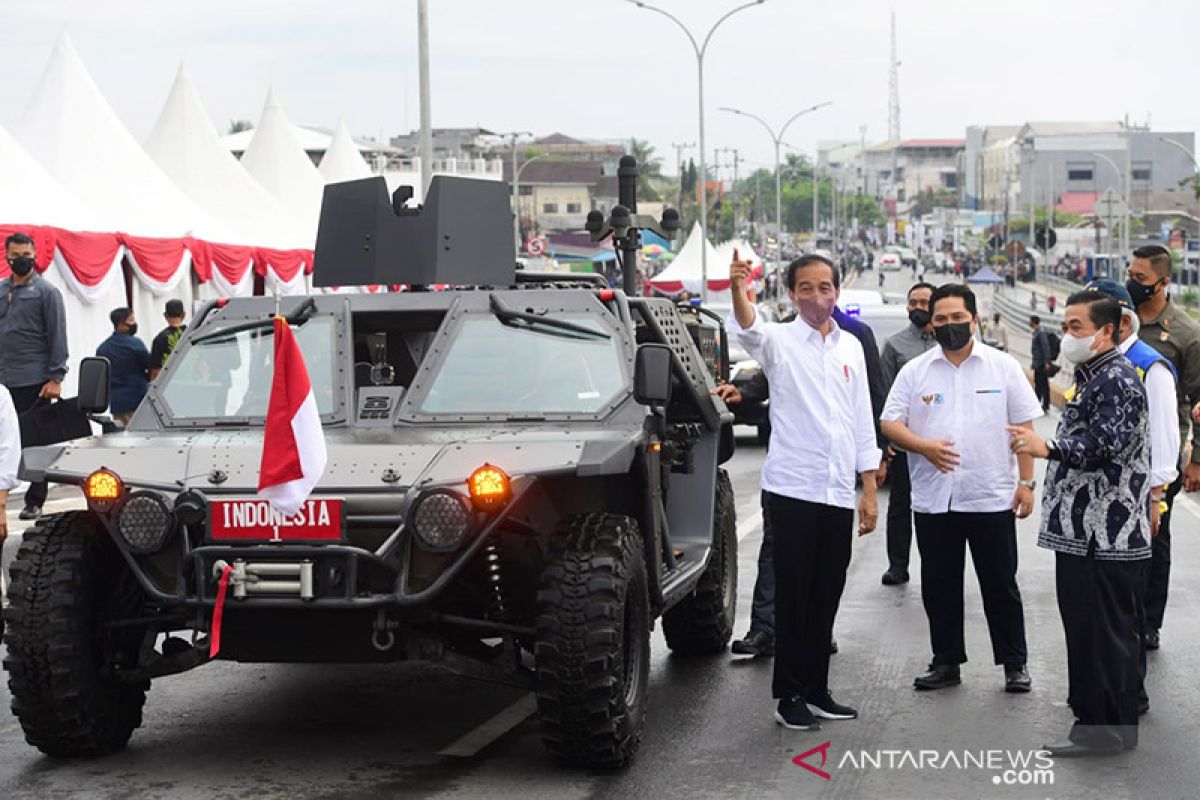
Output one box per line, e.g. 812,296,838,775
634,343,672,406
77,356,111,414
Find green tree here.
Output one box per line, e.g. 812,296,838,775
629,138,664,201
227,119,253,134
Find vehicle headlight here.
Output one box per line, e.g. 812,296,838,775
411,491,472,552
116,491,175,554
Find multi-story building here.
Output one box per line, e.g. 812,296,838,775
862,139,965,213
965,121,1196,218
388,126,495,160
504,159,610,234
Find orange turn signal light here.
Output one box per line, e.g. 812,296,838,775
468,464,511,511
84,468,123,510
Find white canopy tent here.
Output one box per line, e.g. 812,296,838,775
14,32,228,241
145,64,307,250
647,222,724,295
0,125,105,232
238,88,325,251
319,119,373,183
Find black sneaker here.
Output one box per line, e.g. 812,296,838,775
18,505,41,521
1004,665,1032,693
731,629,774,657
881,569,910,586
914,663,962,690
1146,629,1160,651
807,691,858,720
774,696,821,731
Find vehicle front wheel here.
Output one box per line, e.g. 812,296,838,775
3,511,149,757
534,513,649,769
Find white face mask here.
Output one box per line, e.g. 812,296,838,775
1060,332,1098,364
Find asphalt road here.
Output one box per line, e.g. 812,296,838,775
3,270,1200,799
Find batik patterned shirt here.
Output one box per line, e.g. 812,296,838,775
1036,347,1151,561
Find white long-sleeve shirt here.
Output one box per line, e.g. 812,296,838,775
730,311,881,510
1120,337,1180,487
0,386,21,492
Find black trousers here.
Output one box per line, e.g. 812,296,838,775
886,452,913,573
766,492,852,700
1145,471,1182,632
1056,550,1143,750
748,491,775,636
914,510,1027,667
8,384,48,508
1033,366,1051,411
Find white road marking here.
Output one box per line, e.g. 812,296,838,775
438,692,537,758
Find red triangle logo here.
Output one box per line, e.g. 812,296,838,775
792,740,833,780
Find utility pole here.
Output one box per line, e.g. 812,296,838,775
417,0,434,195
671,141,694,234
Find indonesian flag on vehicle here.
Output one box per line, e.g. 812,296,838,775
257,316,327,515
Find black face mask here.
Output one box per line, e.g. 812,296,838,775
908,308,931,329
125,323,139,337
933,321,972,352
7,256,35,277
1126,278,1161,307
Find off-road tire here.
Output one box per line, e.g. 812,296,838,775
535,514,649,769
3,511,149,757
661,469,737,654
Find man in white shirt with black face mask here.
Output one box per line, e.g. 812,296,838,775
729,252,880,732
881,283,1043,695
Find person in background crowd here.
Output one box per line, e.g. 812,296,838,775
1011,289,1150,758
1126,244,1200,652
96,307,150,426
0,231,68,521
877,282,937,586
882,284,1040,694
1084,279,1178,717
1048,293,1058,313
149,298,188,381
1030,315,1052,412
729,251,880,732
990,313,1010,351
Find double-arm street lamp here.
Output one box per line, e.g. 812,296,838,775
627,0,766,300
721,102,833,257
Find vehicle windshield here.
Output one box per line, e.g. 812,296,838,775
415,314,625,416
159,316,338,420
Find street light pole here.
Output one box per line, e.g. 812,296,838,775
629,0,767,301
512,153,550,254
721,101,832,259
416,0,434,196
499,131,533,254
1090,150,1124,253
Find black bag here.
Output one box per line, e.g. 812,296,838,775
1045,331,1062,361
17,397,94,449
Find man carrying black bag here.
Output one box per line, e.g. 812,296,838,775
0,232,69,521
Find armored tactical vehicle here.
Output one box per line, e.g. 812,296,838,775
3,171,737,768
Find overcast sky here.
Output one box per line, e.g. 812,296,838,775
4,0,1198,175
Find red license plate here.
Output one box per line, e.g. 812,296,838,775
209,498,344,542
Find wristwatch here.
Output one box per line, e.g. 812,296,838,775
1018,479,1037,489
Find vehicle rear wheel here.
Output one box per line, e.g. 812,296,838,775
534,513,649,769
661,469,737,655
3,512,149,757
